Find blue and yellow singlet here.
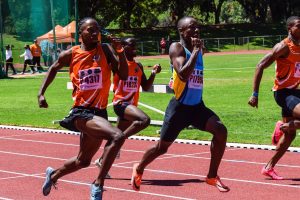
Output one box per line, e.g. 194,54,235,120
172,45,203,105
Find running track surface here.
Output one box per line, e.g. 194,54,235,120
0,128,299,200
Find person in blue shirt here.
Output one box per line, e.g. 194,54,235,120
130,16,229,193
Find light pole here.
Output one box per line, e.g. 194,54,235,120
75,0,79,45
49,0,57,60
0,0,6,78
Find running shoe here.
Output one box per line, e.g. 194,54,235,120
272,121,284,145
261,167,283,180
94,158,111,179
205,176,230,192
90,184,103,200
42,167,56,196
131,163,143,191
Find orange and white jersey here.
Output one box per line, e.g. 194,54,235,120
273,37,300,91
113,60,143,106
70,44,111,109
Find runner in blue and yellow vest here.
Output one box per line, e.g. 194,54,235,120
130,16,230,193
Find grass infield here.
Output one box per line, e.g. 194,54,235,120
1,53,299,146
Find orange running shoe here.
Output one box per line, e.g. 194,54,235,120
131,163,143,191
205,176,230,192
272,121,284,145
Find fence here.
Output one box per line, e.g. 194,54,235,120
136,35,286,55
1,35,287,68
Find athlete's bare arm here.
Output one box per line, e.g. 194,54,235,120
139,63,161,91
169,38,202,82
38,48,72,108
248,41,290,108
102,39,128,80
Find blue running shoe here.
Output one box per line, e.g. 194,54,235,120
42,167,55,196
90,184,103,200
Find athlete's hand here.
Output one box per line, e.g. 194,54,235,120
248,96,258,108
38,94,48,108
191,37,203,50
152,64,161,74
109,37,123,53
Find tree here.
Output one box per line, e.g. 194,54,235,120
237,0,268,23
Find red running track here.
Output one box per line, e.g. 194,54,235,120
0,128,299,200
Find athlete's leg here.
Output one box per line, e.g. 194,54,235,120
204,115,227,178
121,105,150,138
75,116,126,186
50,132,102,183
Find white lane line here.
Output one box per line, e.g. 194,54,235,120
1,125,300,152
0,197,13,200
0,170,195,200
1,147,300,169
0,137,79,147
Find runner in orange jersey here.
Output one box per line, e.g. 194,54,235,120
249,16,300,180
37,17,128,200
95,37,161,174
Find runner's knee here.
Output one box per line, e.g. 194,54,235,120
112,131,126,146
214,124,228,141
135,115,150,128
156,143,169,155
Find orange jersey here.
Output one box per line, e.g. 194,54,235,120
70,44,111,109
113,61,143,106
30,44,41,57
273,38,300,91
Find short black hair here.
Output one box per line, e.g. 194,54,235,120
286,16,300,29
78,17,97,34
177,16,196,29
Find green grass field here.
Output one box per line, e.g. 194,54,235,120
1,53,299,146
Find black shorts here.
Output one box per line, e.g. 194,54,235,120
113,102,130,120
160,97,216,142
32,56,41,66
274,88,300,117
59,106,108,132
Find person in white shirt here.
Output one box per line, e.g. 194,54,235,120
20,44,35,74
5,45,17,75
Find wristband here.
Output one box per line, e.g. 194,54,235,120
252,92,259,97
115,47,124,53
151,70,156,75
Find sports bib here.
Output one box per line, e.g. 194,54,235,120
188,69,203,89
123,76,138,92
79,67,102,91
294,62,300,78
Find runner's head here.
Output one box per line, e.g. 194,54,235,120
177,16,200,42
121,37,137,59
287,16,300,40
78,17,100,46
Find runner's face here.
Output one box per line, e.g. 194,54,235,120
181,19,200,40
80,20,100,45
124,39,137,58
290,20,300,40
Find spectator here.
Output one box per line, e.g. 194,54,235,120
30,39,43,72
160,37,166,55
20,44,35,74
5,45,17,76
